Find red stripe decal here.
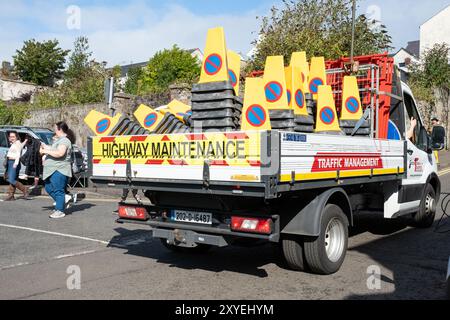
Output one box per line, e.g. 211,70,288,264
99,137,115,143
129,136,147,142
224,133,249,140
114,159,128,165
146,160,165,165
168,160,188,166
247,160,261,167
162,135,171,142
93,159,101,164
210,160,229,166
186,134,206,141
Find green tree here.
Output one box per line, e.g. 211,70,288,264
140,45,201,93
13,39,69,86
0,101,11,125
410,43,450,141
65,36,92,81
0,101,29,125
249,0,392,70
33,61,108,108
124,66,145,95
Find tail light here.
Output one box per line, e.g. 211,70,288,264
118,205,149,221
231,216,272,234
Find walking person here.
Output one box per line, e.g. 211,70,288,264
40,122,75,219
3,131,29,201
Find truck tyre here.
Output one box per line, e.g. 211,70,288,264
412,184,437,229
304,204,349,275
282,236,306,271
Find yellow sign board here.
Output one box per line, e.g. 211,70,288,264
92,131,262,167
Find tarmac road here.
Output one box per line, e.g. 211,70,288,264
0,176,449,300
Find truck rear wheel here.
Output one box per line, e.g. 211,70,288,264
282,236,306,271
304,204,348,275
412,184,436,229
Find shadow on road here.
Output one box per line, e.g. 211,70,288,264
106,213,449,294
108,227,281,278
42,203,96,214
346,214,450,300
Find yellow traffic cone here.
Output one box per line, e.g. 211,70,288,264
315,85,341,133
308,57,327,100
241,78,272,131
134,104,165,132
340,76,363,121
227,50,241,95
166,99,191,122
84,110,122,137
263,56,290,110
290,52,310,94
199,27,229,83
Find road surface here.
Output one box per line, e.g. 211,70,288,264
0,176,449,300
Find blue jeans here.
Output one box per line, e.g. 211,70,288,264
45,171,69,212
7,160,20,185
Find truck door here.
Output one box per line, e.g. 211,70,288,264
402,89,436,190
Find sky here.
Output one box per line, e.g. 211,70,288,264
0,0,449,67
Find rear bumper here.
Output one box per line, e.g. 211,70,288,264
116,217,281,246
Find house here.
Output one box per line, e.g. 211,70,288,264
420,4,450,57
394,5,450,81
391,48,419,82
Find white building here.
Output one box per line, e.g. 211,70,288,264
394,5,450,80
391,48,420,81
420,4,450,57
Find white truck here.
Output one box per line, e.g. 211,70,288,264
87,54,445,275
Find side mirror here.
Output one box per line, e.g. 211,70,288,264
431,126,446,151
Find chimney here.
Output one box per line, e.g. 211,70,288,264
1,61,12,77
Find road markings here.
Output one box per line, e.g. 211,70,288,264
0,195,119,203
0,224,110,245
54,250,98,260
0,262,31,271
439,168,450,177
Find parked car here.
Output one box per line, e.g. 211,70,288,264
0,125,86,181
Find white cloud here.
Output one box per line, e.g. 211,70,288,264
0,1,263,66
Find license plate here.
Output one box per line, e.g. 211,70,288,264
171,210,213,225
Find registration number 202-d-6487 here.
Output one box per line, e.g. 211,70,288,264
171,210,213,225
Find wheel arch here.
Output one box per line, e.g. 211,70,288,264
281,187,353,237
427,173,441,202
